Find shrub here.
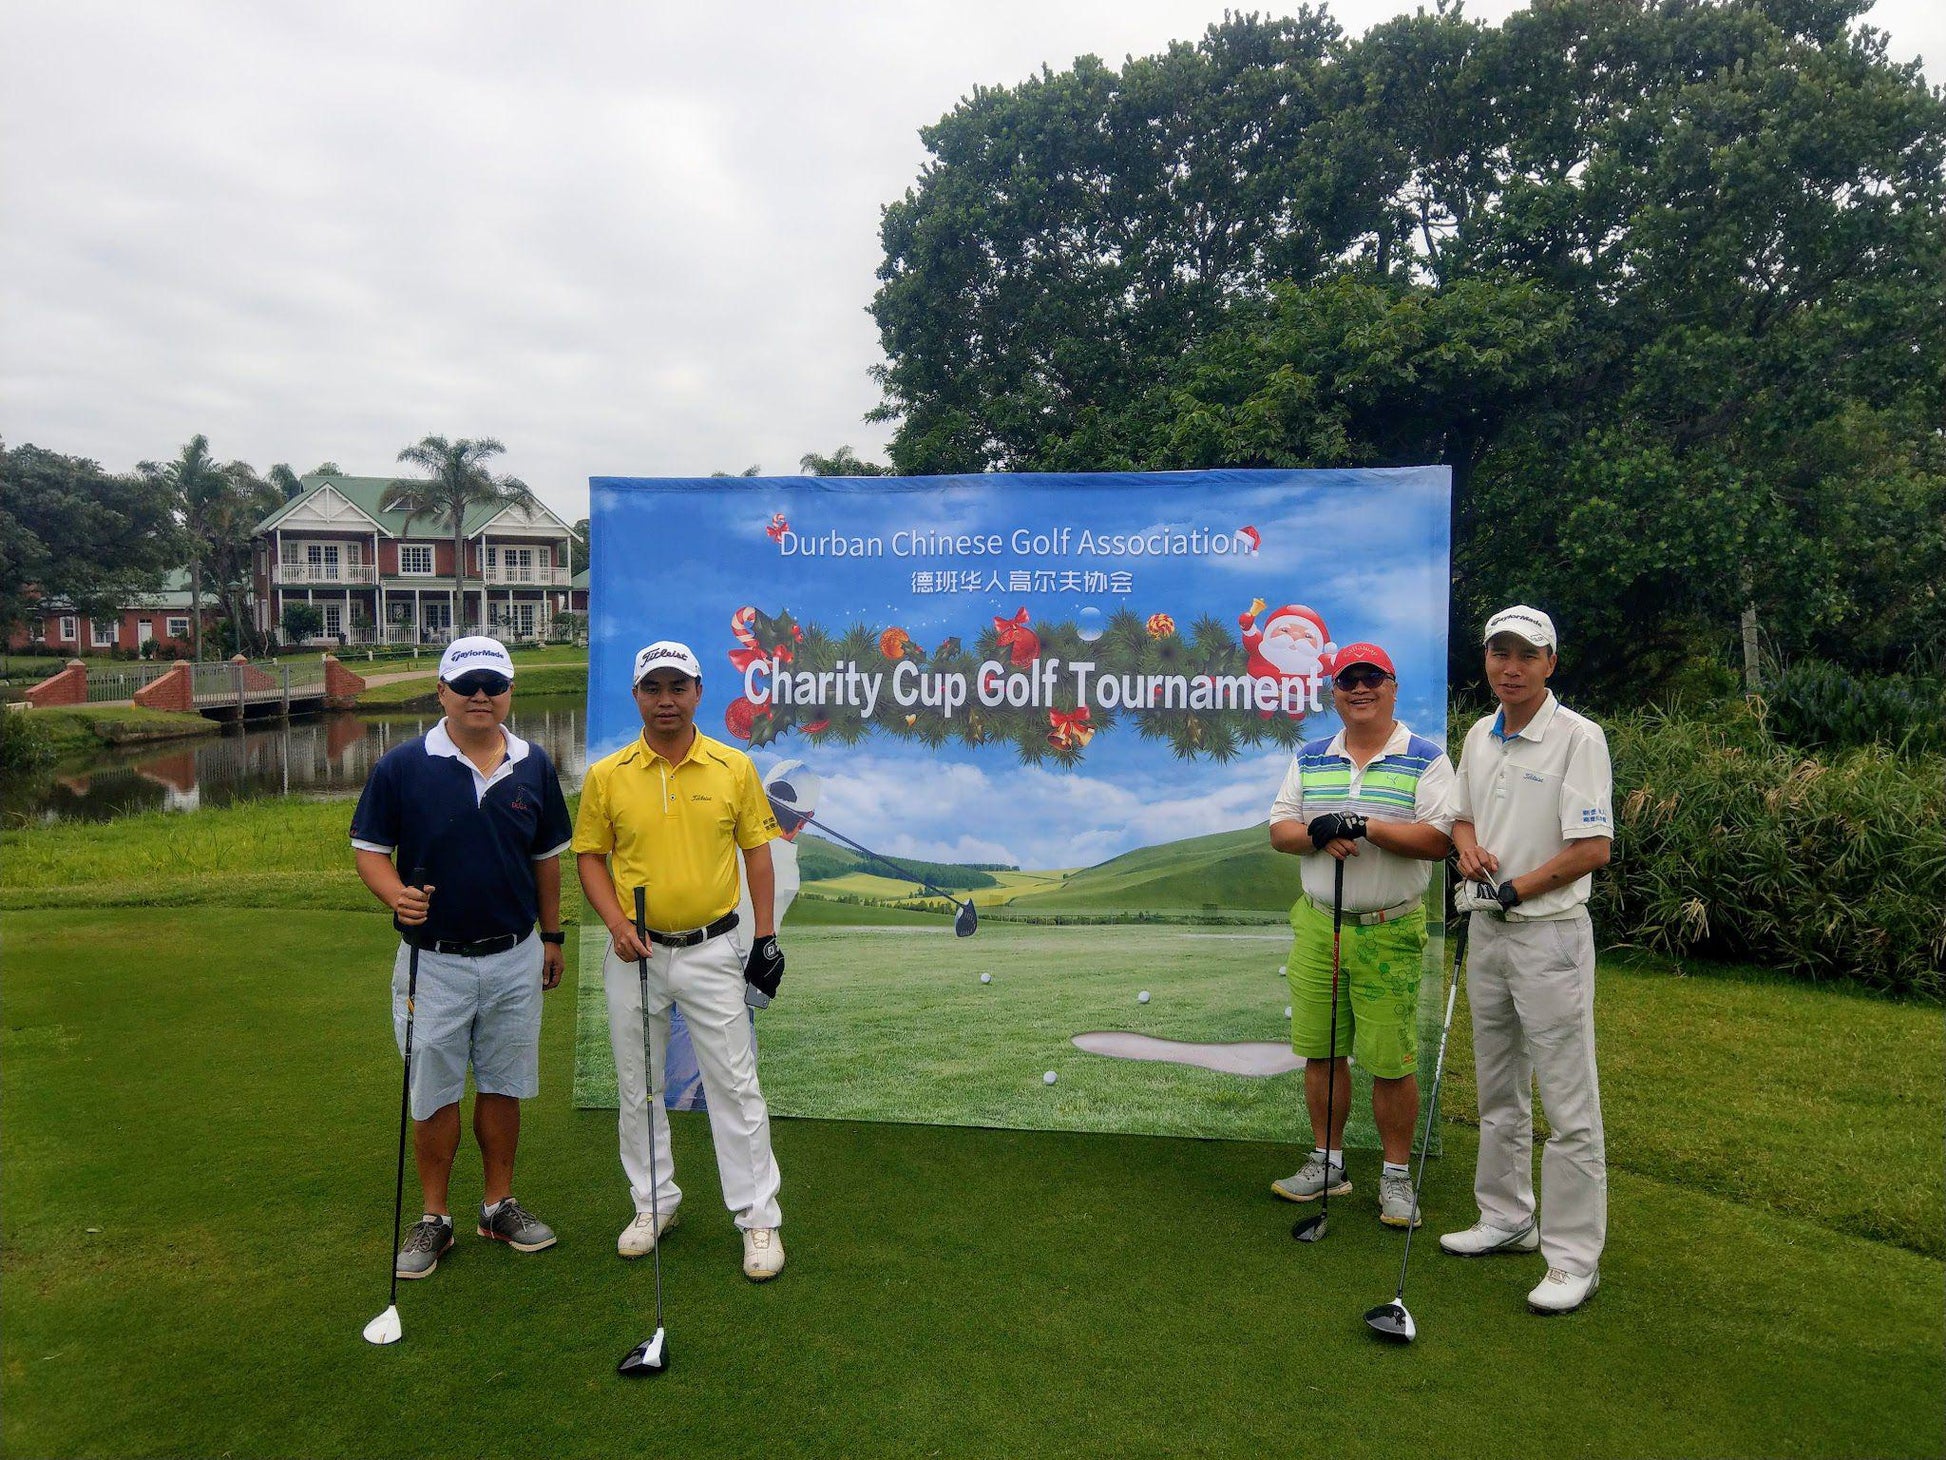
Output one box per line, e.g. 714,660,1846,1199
281,603,324,642
0,708,55,776
1596,707,1945,999
1757,658,1945,757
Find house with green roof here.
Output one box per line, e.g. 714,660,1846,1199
250,474,581,645
6,569,216,656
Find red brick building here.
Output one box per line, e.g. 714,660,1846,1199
6,570,216,655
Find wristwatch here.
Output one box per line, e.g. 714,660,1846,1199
538,930,566,946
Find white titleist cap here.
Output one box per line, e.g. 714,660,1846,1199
438,636,516,681
634,641,703,683
1483,605,1558,650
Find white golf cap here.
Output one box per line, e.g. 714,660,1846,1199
438,635,516,681
1483,605,1558,650
633,640,703,683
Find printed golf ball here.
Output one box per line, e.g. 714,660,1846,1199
1138,991,1151,1004
1043,1070,1058,1085
1278,964,1287,974
980,973,992,984
1284,1006,1293,1019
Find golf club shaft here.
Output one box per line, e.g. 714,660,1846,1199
386,866,426,1313
632,888,662,1330
803,815,971,912
1391,910,1470,1301
1321,856,1345,1219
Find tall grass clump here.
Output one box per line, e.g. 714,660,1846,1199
0,707,55,775
1597,707,1945,999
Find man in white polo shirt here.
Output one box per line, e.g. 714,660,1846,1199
1440,606,1614,1315
1267,642,1455,1227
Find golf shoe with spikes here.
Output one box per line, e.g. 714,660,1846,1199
1438,1218,1540,1256
1272,1152,1350,1203
1528,1266,1599,1314
618,1206,680,1258
742,1226,785,1281
1378,1171,1421,1228
395,1215,454,1279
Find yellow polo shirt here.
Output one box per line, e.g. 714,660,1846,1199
573,730,780,931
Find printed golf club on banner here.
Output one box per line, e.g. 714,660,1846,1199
578,468,1452,1145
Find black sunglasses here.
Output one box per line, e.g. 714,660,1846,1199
1334,667,1393,691
446,671,512,697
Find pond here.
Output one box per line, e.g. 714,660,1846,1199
5,696,589,826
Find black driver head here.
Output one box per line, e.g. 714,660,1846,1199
1364,1301,1415,1342
618,1329,668,1377
1291,1212,1328,1243
954,900,978,937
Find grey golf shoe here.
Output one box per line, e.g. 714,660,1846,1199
395,1216,455,1280
1271,1153,1351,1203
1378,1171,1421,1228
478,1196,557,1253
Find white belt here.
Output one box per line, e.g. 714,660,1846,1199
1307,894,1420,927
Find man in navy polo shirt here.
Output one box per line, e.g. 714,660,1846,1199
352,635,573,1280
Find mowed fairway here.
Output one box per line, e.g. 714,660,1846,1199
4,906,1943,1459
577,921,1447,1149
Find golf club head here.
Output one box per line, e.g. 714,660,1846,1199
954,900,978,937
617,1328,668,1377
1365,1300,1415,1343
362,1305,402,1346
1291,1212,1328,1243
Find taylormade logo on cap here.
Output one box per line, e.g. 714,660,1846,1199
1483,605,1558,650
634,641,702,683
438,636,516,681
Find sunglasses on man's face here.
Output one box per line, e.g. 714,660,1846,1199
446,672,512,698
1334,668,1392,691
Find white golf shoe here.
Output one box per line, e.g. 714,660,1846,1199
1528,1266,1599,1313
1438,1218,1540,1256
742,1226,785,1281
617,1207,679,1258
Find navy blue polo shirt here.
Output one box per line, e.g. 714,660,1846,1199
350,719,574,943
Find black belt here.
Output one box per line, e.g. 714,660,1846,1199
420,932,524,958
644,912,739,948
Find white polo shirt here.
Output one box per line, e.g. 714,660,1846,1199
1450,692,1613,921
1269,719,1455,914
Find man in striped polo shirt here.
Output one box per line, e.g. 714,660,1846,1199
1267,643,1455,1227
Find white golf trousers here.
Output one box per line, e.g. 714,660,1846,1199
603,933,783,1230
1466,911,1607,1275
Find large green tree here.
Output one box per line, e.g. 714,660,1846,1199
869,0,1946,700
141,437,286,659
142,435,228,661
0,441,179,640
382,436,536,635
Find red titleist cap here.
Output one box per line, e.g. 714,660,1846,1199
1333,642,1396,678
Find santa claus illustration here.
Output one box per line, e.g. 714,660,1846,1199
1238,599,1337,713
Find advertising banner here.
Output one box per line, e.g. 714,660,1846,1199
577,468,1451,1147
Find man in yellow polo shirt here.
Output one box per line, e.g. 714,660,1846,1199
573,640,788,1281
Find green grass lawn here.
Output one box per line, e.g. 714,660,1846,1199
24,704,221,755
350,648,588,708
5,906,1942,1458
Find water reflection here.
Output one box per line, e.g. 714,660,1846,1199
6,696,588,825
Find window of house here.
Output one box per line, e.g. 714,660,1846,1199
92,620,118,647
399,544,433,575
58,616,76,641
167,617,190,639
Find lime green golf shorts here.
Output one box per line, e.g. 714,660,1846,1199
1285,896,1426,1079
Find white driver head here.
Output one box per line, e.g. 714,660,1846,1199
363,1305,402,1346
618,1327,667,1377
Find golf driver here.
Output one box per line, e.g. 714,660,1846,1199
1293,857,1347,1244
364,865,427,1347
802,813,978,936
618,886,669,1377
1365,902,1473,1343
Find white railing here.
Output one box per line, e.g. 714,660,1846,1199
82,663,178,704
274,563,377,586
482,565,571,586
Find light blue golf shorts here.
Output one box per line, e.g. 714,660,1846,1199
391,934,543,1121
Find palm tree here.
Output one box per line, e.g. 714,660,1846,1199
382,437,536,642
144,435,226,661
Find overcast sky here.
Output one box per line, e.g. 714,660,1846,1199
4,0,1939,525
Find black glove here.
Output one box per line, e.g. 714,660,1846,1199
1307,812,1368,846
1495,879,1523,912
743,936,786,1000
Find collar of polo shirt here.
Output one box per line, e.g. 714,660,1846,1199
1323,719,1412,762
1491,689,1561,743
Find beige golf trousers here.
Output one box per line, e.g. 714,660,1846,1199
1467,910,1607,1275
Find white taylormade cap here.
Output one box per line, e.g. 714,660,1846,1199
438,635,516,681
633,641,703,683
1483,605,1558,650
